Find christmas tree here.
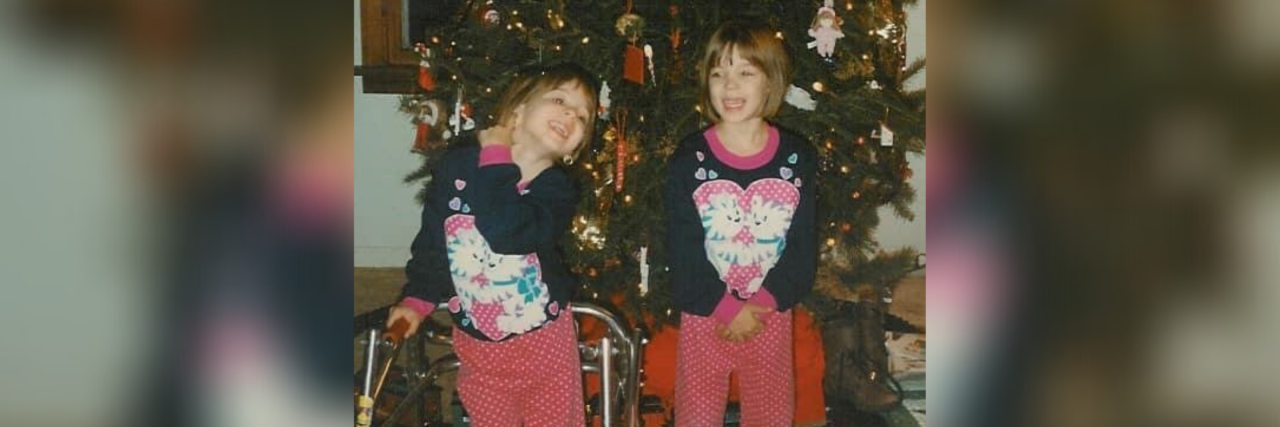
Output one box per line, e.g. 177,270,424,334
398,0,924,327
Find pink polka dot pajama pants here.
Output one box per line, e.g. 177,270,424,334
675,310,795,427
453,313,585,427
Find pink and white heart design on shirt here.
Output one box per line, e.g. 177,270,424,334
443,214,549,341
692,178,800,297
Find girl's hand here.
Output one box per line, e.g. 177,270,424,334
478,124,514,148
386,304,426,339
717,303,770,342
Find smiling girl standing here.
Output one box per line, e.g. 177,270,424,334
665,20,818,426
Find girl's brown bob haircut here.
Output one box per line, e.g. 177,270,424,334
697,20,792,123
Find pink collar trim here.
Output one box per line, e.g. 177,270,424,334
703,125,780,170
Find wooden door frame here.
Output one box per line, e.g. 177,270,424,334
358,0,419,93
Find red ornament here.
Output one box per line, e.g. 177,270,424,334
417,64,436,91
669,5,681,50
614,111,629,192
624,44,644,85
413,122,430,152
413,43,436,92
615,137,627,192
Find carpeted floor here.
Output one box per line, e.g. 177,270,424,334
354,267,406,317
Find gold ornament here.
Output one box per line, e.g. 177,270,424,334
616,13,645,43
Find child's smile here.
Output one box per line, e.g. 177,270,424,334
512,81,592,158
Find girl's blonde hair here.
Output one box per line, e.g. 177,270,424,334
697,20,792,123
492,62,601,164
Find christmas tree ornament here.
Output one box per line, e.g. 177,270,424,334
643,44,656,84
413,43,436,92
444,89,475,139
638,246,650,296
602,123,617,144
412,100,442,152
807,0,845,64
615,137,626,192
480,1,499,27
614,110,629,192
413,119,430,153
872,122,894,146
624,44,645,85
597,81,612,120
615,10,645,43
460,103,475,129
785,84,817,111
618,1,646,85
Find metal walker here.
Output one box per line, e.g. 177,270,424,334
356,302,644,427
